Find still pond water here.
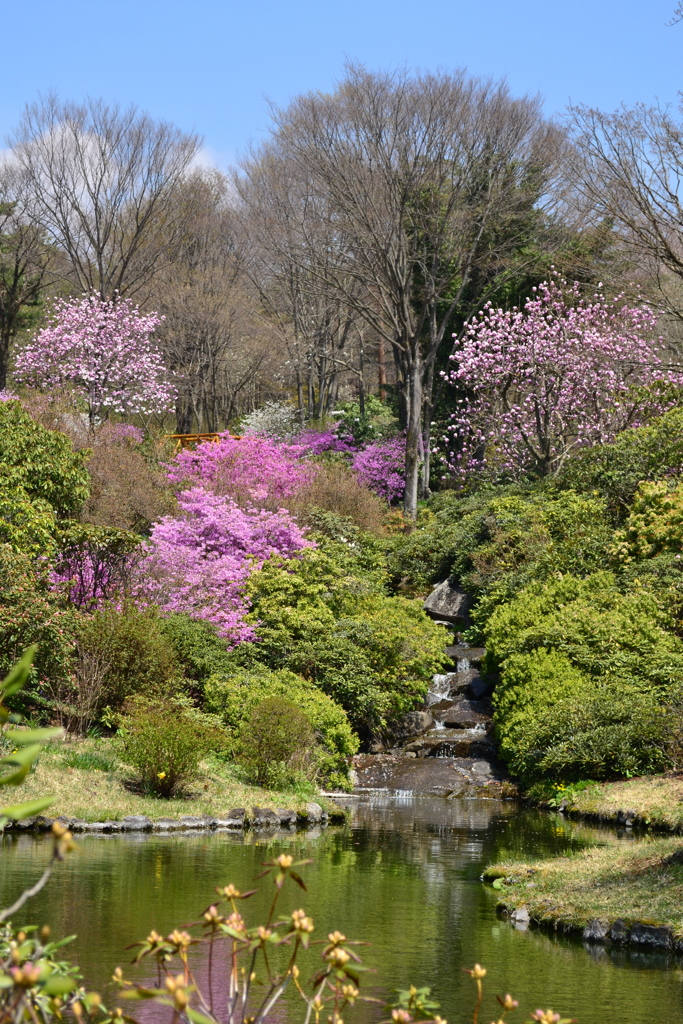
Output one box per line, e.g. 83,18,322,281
1,795,682,1024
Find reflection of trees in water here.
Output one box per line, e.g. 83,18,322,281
1,801,682,1024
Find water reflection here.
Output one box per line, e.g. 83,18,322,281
1,796,681,1024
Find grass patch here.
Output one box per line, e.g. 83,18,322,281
532,774,683,832
484,836,683,936
22,737,342,822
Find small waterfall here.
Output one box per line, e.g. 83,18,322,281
426,673,455,706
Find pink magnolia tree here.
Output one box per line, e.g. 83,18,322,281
135,487,312,641
14,294,176,425
441,276,683,480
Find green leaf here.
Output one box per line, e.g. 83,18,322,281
491,878,504,890
0,796,54,821
0,744,42,785
5,728,63,746
0,646,37,698
41,976,78,996
186,1008,218,1024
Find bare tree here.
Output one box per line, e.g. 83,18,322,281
568,100,683,320
235,153,370,418
242,65,563,516
0,163,52,389
10,95,200,300
155,170,274,432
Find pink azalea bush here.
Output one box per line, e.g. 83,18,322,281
352,436,406,503
168,433,314,510
135,487,312,641
441,276,683,479
14,294,176,423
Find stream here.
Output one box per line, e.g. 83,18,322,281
1,795,681,1024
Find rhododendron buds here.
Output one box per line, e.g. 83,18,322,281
14,294,176,423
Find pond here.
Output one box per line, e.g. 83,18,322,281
1,795,681,1024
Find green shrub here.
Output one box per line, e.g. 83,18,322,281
484,571,683,685
487,573,683,783
159,614,237,699
611,480,683,562
560,407,683,519
388,487,613,624
61,748,119,772
237,696,318,788
0,485,59,559
204,666,357,789
493,649,673,781
0,545,75,713
121,701,211,797
0,400,90,517
73,604,182,717
244,549,448,734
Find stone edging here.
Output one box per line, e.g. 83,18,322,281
4,803,345,834
496,902,682,953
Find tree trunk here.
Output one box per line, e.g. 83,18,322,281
403,354,423,520
377,336,386,400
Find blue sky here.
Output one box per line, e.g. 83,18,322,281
1,0,681,166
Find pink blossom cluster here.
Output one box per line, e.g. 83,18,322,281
441,276,683,479
0,389,18,402
296,428,356,455
14,294,177,422
135,487,312,641
352,436,406,502
168,433,314,509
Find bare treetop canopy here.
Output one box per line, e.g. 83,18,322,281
10,95,201,300
237,64,564,516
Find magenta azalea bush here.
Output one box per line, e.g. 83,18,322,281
168,433,314,509
14,294,176,423
441,276,683,480
352,436,406,503
134,487,312,641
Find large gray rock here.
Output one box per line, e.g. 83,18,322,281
252,807,280,829
423,581,471,624
120,815,153,832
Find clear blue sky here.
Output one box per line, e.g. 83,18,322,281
1,0,681,166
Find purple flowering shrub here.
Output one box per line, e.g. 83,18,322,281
134,487,312,641
352,437,406,503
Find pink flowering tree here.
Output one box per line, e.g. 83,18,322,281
352,436,406,503
441,276,683,480
14,294,176,426
135,487,312,641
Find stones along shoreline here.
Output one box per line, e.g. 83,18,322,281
4,802,344,834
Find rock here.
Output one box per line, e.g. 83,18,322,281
252,807,280,829
609,919,630,944
423,580,471,624
277,809,297,828
511,907,530,929
227,808,246,822
33,816,56,831
179,816,207,829
304,802,324,825
629,923,672,949
153,819,185,831
86,821,122,832
120,815,153,832
212,817,244,829
583,919,609,943
470,760,493,776
66,819,89,832
468,676,493,700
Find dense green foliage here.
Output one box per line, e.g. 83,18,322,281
242,548,448,734
0,400,89,517
236,696,317,788
204,666,358,789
